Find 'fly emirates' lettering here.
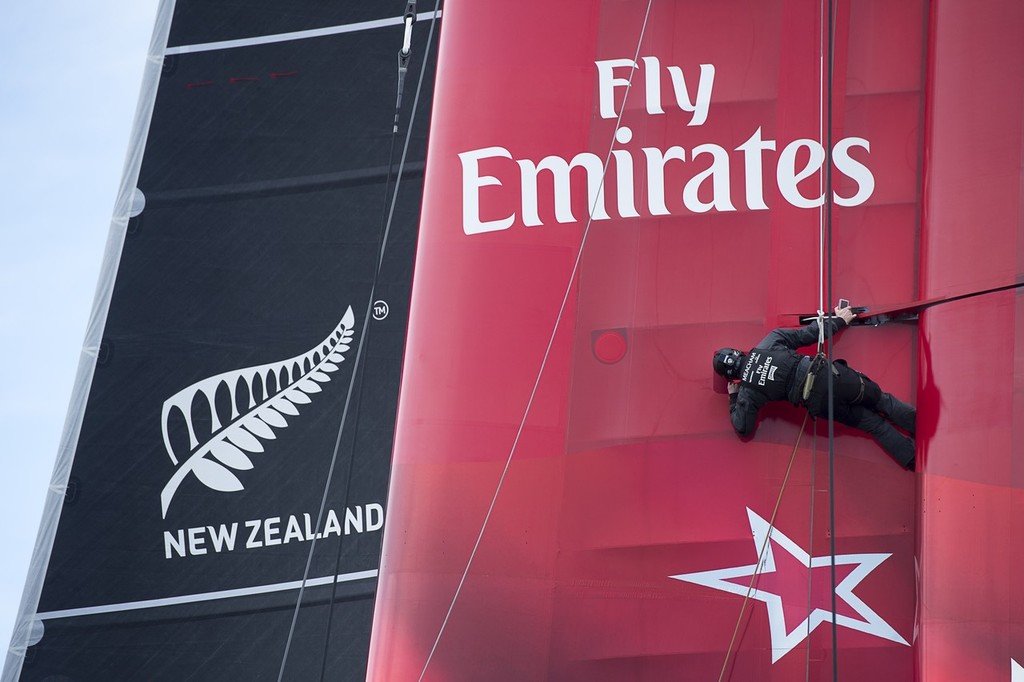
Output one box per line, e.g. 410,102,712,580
459,57,874,235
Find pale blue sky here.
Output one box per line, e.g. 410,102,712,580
0,0,160,655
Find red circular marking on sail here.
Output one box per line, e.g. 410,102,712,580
593,330,627,364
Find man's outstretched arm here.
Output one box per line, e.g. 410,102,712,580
758,305,856,350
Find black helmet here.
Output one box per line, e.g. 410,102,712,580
712,347,745,380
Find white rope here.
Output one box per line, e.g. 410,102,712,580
415,3,655,680
816,42,827,352
818,47,826,330
800,9,828,681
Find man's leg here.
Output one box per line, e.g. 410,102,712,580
836,405,916,469
838,366,916,437
878,393,916,435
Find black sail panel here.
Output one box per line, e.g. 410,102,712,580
7,2,438,680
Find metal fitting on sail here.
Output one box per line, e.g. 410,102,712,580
401,2,417,60
394,2,417,132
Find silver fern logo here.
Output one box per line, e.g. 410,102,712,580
159,307,356,518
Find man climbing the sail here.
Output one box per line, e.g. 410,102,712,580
712,305,916,470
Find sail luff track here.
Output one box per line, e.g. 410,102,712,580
1,2,177,681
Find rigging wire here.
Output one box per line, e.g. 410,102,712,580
717,414,810,682
314,179,390,681
275,3,442,680
314,5,430,678
808,1,841,677
415,2,655,679
806,0,828,677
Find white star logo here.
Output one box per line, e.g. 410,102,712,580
670,508,909,663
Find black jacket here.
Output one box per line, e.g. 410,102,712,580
729,316,846,436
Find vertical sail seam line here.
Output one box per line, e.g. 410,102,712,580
416,2,655,680
274,3,443,681
34,571,377,621
164,11,442,55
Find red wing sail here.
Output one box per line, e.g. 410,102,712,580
368,0,1022,680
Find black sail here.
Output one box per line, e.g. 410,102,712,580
4,2,438,680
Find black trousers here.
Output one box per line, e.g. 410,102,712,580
808,361,917,469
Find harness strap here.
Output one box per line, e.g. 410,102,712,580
852,372,865,404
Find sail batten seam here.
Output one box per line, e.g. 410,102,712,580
35,570,377,621
166,11,442,55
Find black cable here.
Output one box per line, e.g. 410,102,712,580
315,47,406,682
276,4,442,680
316,4,441,676
825,1,839,680
368,0,442,609
366,0,442,603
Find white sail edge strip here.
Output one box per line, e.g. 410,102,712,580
35,571,378,621
1,1,178,680
165,10,442,55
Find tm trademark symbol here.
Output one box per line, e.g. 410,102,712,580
372,300,389,321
